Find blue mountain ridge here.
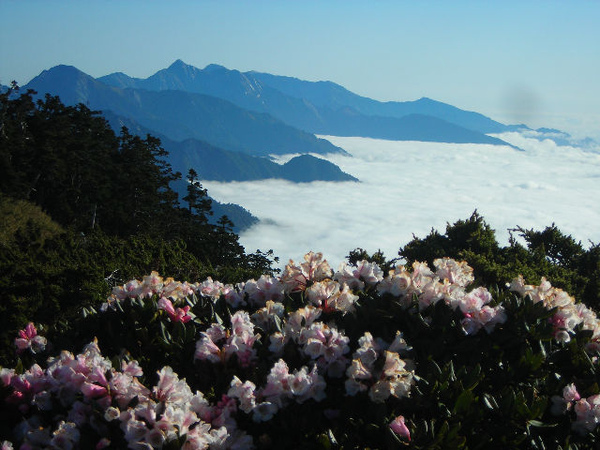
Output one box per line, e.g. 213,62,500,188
102,110,357,183
22,65,362,231
97,60,515,147
25,65,345,157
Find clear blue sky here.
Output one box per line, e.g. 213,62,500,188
1,0,598,139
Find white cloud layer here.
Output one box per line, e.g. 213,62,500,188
203,134,600,268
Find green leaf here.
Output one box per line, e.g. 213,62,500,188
447,360,456,382
430,358,443,379
482,393,499,411
454,390,476,415
160,321,171,344
527,420,557,428
316,433,331,449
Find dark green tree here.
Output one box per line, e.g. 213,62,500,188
400,211,599,310
107,128,181,236
182,168,212,223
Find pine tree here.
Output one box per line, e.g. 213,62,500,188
182,168,212,224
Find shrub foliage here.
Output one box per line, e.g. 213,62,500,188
0,88,278,367
1,254,599,448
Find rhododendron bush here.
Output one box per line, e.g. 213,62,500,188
2,253,599,449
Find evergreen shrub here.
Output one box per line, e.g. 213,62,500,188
2,249,599,449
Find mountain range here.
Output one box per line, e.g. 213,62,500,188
14,59,582,230
23,61,525,153
96,60,516,144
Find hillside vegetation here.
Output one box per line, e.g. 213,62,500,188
0,87,277,366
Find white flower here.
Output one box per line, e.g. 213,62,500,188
434,258,474,287
153,366,193,405
252,401,278,422
228,376,256,414
335,260,384,290
377,265,412,299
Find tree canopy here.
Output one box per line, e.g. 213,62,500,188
0,88,278,366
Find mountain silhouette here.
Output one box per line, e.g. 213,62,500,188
98,60,514,144
25,65,344,157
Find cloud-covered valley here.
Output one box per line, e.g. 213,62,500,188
202,134,600,267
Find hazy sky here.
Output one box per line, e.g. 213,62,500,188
1,1,599,139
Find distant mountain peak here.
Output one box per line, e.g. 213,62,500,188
44,64,87,75
168,59,193,70
31,64,96,84
164,59,199,75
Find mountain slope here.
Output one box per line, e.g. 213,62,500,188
249,71,509,134
25,65,344,157
101,110,356,183
169,139,357,183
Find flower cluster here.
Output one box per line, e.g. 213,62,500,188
228,358,326,423
283,257,381,314
280,251,333,292
509,276,600,349
334,260,384,291
345,331,414,403
14,323,47,355
188,275,285,310
242,275,285,308
306,280,359,314
3,253,599,447
377,258,506,334
268,306,350,377
195,311,259,367
250,300,285,332
1,340,252,449
102,271,198,312
551,383,600,434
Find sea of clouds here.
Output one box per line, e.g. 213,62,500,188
203,133,600,268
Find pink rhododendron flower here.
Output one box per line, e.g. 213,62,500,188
377,265,412,300
102,272,199,311
573,395,600,434
509,276,600,348
390,415,411,441
334,260,383,291
15,323,47,354
153,366,193,405
434,257,474,287
411,261,436,290
195,312,259,367
281,251,332,292
458,287,492,313
297,322,350,376
223,282,247,308
228,376,257,414
157,297,193,323
198,277,226,300
251,300,285,330
244,275,284,307
563,383,581,403
50,421,80,449
0,368,15,387
346,332,415,402
306,280,359,313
